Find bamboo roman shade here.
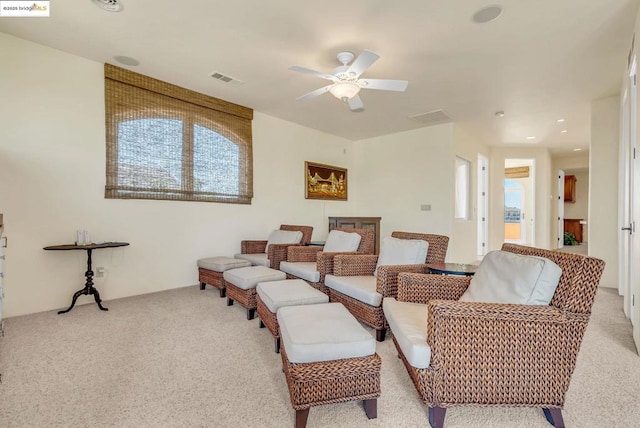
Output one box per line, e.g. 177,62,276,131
104,64,254,204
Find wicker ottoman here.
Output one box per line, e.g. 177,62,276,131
256,279,329,353
197,257,251,297
223,266,286,320
278,303,381,428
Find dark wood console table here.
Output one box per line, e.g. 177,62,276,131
329,216,381,254
43,242,129,314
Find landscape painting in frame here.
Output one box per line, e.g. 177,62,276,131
305,161,348,201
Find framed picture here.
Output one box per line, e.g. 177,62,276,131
305,161,348,201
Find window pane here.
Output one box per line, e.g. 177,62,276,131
117,118,183,190
193,124,239,197
455,157,470,219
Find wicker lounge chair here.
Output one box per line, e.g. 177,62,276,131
325,231,449,341
234,224,313,270
280,228,375,294
388,243,605,428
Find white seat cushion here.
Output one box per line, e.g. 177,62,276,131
325,275,382,307
265,229,303,253
279,261,320,283
197,256,251,272
383,297,431,369
223,266,286,290
277,303,375,363
323,230,362,253
257,279,328,313
374,236,429,277
459,250,562,305
234,253,270,267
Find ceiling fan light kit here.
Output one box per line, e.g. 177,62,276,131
290,49,408,111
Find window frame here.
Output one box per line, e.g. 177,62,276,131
104,64,253,204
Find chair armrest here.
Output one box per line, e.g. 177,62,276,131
333,254,379,276
241,240,267,254
268,243,304,270
426,300,586,393
287,245,323,262
316,251,358,281
397,272,471,303
376,264,430,298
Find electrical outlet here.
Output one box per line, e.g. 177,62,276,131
96,267,105,278
420,204,432,211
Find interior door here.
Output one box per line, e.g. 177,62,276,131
558,170,565,249
477,154,489,258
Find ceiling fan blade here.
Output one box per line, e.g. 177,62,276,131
347,95,364,111
346,50,380,78
359,78,408,92
296,85,333,101
289,66,337,82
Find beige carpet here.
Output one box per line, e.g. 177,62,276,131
0,286,638,427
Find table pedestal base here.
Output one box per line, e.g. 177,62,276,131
58,284,107,314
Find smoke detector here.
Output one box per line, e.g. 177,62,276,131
92,0,122,12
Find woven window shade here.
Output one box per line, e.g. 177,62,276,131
104,64,253,204
505,166,529,179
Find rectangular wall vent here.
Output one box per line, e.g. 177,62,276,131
209,72,244,87
408,109,452,126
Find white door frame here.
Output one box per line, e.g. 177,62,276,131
558,169,565,249
477,154,489,257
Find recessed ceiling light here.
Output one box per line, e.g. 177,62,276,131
561,130,568,133
495,110,505,117
114,56,139,66
472,5,503,23
557,118,566,123
573,148,583,151
92,0,122,12
526,136,536,140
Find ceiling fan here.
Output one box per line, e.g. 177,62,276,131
289,50,408,111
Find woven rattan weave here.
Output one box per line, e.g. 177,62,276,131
328,231,449,341
239,224,313,270
283,228,375,295
198,267,226,297
281,347,381,428
391,243,605,428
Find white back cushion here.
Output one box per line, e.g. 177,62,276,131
264,229,303,253
374,237,429,277
323,230,362,253
459,250,562,305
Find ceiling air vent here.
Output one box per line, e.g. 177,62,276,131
92,0,122,12
408,109,452,126
210,72,245,87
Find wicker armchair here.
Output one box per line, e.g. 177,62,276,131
236,225,313,270
280,228,375,294
390,243,605,428
325,231,449,341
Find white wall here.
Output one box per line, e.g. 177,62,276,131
590,95,621,288
351,124,455,250
452,126,490,263
0,33,354,317
489,147,553,251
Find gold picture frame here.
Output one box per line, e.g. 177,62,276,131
305,161,348,201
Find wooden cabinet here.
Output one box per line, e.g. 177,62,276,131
564,175,577,203
329,216,382,254
564,218,583,243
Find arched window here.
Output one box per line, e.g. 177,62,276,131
105,64,253,204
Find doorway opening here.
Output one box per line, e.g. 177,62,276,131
504,159,535,246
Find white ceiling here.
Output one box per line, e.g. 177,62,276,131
1,0,638,154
